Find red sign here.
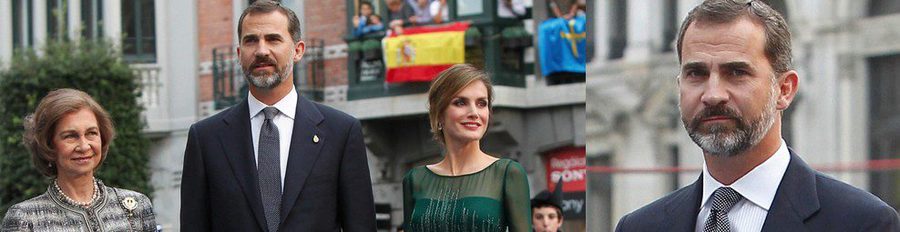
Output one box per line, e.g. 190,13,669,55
544,146,586,192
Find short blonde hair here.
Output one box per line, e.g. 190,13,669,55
23,88,116,177
427,64,494,145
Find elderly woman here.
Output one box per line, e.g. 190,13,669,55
1,88,156,231
402,64,531,231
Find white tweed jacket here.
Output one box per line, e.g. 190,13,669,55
1,180,156,232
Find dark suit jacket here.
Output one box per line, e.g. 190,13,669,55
180,96,376,232
616,149,900,232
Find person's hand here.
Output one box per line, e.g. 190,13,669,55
353,15,360,26
390,19,404,28
409,16,418,24
391,24,404,35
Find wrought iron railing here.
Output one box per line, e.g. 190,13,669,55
211,45,246,110
299,38,325,102
212,39,327,110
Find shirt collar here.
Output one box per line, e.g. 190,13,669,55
248,85,298,120
700,139,790,210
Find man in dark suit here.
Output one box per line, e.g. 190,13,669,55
616,0,900,231
180,1,376,231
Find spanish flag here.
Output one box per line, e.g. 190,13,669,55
383,22,470,83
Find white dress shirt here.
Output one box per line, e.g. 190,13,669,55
695,139,791,232
248,86,297,190
429,1,449,22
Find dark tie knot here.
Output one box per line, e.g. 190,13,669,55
263,107,279,120
710,187,742,212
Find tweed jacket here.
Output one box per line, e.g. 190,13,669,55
1,180,156,232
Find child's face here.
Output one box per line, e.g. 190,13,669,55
532,206,563,232
370,16,382,24
360,4,373,16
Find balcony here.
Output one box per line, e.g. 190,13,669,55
131,63,166,133
211,40,327,110
344,20,534,101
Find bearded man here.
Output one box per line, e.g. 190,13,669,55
615,0,899,231
180,1,376,231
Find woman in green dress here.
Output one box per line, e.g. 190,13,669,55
402,64,531,231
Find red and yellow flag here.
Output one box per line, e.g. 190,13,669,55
383,22,470,83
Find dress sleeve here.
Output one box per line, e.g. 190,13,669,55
1,205,29,231
503,160,532,232
401,169,415,231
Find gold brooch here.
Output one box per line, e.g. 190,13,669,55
122,197,138,215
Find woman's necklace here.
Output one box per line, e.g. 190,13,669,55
55,178,99,208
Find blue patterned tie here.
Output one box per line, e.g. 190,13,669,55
258,107,281,232
704,187,742,232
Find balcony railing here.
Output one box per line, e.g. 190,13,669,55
345,20,534,100
212,39,327,110
131,63,167,132
211,46,246,110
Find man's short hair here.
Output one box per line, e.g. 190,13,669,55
676,0,793,74
237,0,303,43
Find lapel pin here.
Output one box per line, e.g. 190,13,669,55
313,135,320,144
122,197,138,217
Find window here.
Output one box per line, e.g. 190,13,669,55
867,54,900,209
48,0,68,41
457,0,483,17
122,0,156,63
869,0,900,17
81,0,104,39
661,0,676,53
11,0,35,50
607,0,626,60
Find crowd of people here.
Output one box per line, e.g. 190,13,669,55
353,0,542,37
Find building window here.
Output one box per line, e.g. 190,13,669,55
122,0,156,63
607,0,626,60
869,0,900,17
81,0,104,39
867,54,900,209
47,0,68,41
11,0,38,51
661,0,676,53
457,0,483,17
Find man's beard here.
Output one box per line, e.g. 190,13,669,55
680,84,778,157
243,56,293,89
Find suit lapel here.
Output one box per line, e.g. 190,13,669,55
218,99,268,231
761,149,820,231
664,176,704,232
280,96,326,222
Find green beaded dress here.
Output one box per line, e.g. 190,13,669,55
402,158,531,232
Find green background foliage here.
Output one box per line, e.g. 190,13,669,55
0,40,151,215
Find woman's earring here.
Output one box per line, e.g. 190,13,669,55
437,123,443,130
